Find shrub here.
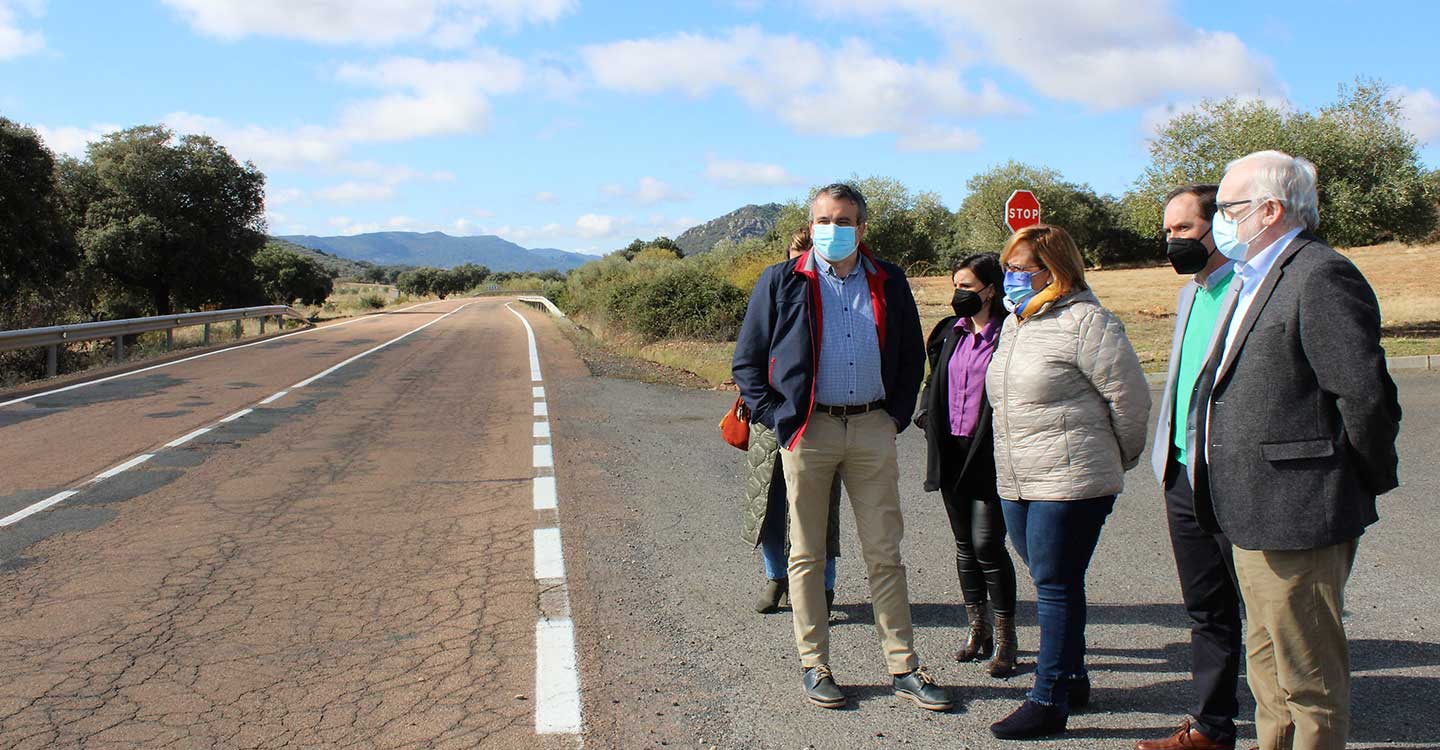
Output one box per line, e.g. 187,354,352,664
604,266,748,341
358,293,387,310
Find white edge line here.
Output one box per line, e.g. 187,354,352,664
258,390,288,405
94,453,155,481
533,527,565,579
0,302,473,529
0,300,446,409
0,490,80,527
535,618,582,734
164,427,212,448
533,476,557,511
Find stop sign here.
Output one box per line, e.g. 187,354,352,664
1004,190,1042,233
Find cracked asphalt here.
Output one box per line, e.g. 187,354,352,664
2,300,1436,750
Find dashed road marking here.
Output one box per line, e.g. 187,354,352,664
534,421,551,439
534,444,554,468
0,300,445,409
535,619,583,734
94,454,155,481
533,527,566,579
0,302,475,528
534,402,548,417
533,386,546,399
533,477,558,511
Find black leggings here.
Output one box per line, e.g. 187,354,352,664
939,435,1016,617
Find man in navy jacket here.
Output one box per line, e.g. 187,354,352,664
732,183,945,711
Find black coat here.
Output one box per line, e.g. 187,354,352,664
917,315,996,493
1203,232,1401,550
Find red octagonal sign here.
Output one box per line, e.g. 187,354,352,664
1005,189,1042,233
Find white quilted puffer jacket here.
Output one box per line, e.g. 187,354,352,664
986,288,1151,501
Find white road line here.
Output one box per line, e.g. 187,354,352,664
533,527,566,579
533,477,558,511
533,386,546,399
505,304,544,382
258,390,288,405
534,402,548,417
533,444,554,468
164,427,212,448
94,454,154,481
0,302,473,528
291,303,473,390
0,300,445,409
533,421,550,439
535,618,583,734
0,490,80,527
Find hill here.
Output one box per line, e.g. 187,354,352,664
263,238,381,279
277,232,594,273
675,203,783,255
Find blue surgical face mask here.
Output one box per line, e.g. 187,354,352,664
811,224,858,263
1003,270,1039,310
1212,203,1264,262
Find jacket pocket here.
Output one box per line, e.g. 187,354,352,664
1260,438,1335,462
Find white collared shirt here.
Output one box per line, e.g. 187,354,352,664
1221,226,1303,368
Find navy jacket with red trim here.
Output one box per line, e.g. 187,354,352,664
732,246,926,450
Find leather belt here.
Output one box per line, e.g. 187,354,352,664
814,400,887,417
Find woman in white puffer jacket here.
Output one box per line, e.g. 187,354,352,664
983,224,1151,741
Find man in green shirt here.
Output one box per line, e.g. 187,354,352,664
1137,185,1242,750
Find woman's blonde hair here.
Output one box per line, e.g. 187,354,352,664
999,224,1087,293
787,226,812,258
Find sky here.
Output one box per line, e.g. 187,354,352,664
3,1,1438,255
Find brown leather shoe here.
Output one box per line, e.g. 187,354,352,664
1134,718,1234,750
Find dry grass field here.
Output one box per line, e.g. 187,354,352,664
596,241,1440,386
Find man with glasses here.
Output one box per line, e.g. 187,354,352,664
1190,151,1401,750
732,183,948,712
1138,184,1243,750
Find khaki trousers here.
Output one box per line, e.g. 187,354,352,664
781,410,919,675
1232,540,1358,750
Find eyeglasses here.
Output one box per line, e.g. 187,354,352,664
1004,263,1047,274
1216,196,1279,220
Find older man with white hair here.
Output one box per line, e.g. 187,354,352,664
1186,150,1401,749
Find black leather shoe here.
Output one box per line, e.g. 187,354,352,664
1067,676,1090,710
990,699,1067,739
892,666,952,711
803,665,846,709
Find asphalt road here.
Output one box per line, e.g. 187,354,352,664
1,301,1436,749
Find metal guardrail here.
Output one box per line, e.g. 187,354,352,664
516,296,566,317
0,305,314,377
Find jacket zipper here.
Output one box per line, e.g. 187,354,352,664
1001,320,1021,494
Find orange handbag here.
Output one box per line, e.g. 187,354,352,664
720,395,750,450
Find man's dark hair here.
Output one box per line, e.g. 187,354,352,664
1163,183,1219,222
951,252,1006,317
810,182,869,224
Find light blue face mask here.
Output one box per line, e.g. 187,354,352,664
811,224,858,263
1003,270,1039,311
1212,202,1264,261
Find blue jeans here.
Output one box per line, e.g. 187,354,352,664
760,478,837,589
1001,495,1115,709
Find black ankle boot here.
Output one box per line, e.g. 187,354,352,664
755,578,788,614
990,699,1067,740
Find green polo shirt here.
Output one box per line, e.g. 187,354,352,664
1173,268,1236,466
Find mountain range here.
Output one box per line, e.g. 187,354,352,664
277,232,594,273
278,203,785,275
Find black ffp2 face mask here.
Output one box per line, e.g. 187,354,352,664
951,288,986,318
1166,233,1215,275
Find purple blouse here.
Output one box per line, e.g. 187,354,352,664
947,314,1002,438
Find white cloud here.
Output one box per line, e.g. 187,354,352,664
159,0,575,45
32,122,121,158
164,111,345,168
895,126,982,152
488,222,564,244
534,191,558,204
583,27,1025,141
0,0,45,61
801,0,1281,110
316,181,397,202
267,187,305,206
602,176,690,206
327,215,423,235
1394,86,1440,143
335,51,525,142
703,157,802,187
576,213,620,239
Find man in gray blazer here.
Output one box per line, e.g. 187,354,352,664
1191,151,1401,750
1137,184,1242,750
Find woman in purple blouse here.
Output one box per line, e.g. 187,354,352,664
914,252,1019,676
